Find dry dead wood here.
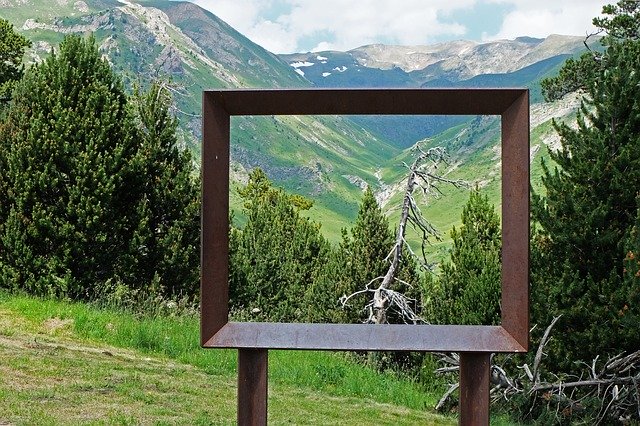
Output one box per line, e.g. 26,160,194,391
434,315,640,423
341,145,465,324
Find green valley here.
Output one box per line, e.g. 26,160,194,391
1,0,585,247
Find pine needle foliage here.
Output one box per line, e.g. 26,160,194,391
229,168,330,322
424,189,501,325
533,3,640,368
0,35,199,301
334,186,398,323
0,18,31,105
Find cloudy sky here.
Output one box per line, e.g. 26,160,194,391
188,0,606,53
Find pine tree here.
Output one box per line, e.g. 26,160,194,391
532,15,640,366
317,186,419,324
303,244,349,323
229,168,330,322
121,82,200,297
0,35,199,300
425,190,501,325
0,18,31,106
337,186,396,323
541,1,640,101
0,35,133,297
620,197,640,339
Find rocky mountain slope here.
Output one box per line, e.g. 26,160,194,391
280,35,593,88
2,0,585,242
281,35,589,149
1,0,401,230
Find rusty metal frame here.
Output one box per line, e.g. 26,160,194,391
201,88,529,425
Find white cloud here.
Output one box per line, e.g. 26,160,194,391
483,1,603,41
247,19,298,53
193,0,265,31
192,0,606,53
194,0,475,53
312,41,334,52
279,0,473,52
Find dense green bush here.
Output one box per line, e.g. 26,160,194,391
424,189,501,325
323,186,398,323
500,3,640,423
532,36,640,370
0,35,199,301
624,199,640,293
121,83,200,298
0,18,31,106
229,168,330,322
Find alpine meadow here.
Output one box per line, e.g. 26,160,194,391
1,0,640,424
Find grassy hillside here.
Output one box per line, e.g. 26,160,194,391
1,0,401,228
0,292,457,425
375,93,579,263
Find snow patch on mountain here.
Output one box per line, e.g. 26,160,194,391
290,61,314,67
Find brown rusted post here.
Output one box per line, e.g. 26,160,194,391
238,349,268,426
459,352,490,426
200,92,230,346
501,90,530,350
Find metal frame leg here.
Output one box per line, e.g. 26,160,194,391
459,352,490,426
238,349,268,426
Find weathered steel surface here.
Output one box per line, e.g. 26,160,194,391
201,88,530,353
459,352,491,426
207,88,525,116
203,323,526,353
201,88,531,423
500,91,530,350
238,349,268,426
200,92,231,345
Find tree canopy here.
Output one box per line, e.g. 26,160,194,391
533,1,640,368
0,18,31,105
229,168,330,322
0,35,199,301
541,0,640,101
424,189,501,326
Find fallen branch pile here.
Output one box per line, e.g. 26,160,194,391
434,316,640,423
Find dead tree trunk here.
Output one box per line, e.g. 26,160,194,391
343,145,465,325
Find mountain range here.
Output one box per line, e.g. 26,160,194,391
1,0,588,247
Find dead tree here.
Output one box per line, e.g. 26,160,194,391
341,145,465,324
434,315,640,423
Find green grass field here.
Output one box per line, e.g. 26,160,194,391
0,292,460,425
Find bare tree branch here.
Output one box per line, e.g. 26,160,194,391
432,316,640,422
436,383,459,411
532,315,562,385
342,145,467,325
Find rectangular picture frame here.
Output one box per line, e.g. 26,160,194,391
201,88,529,354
